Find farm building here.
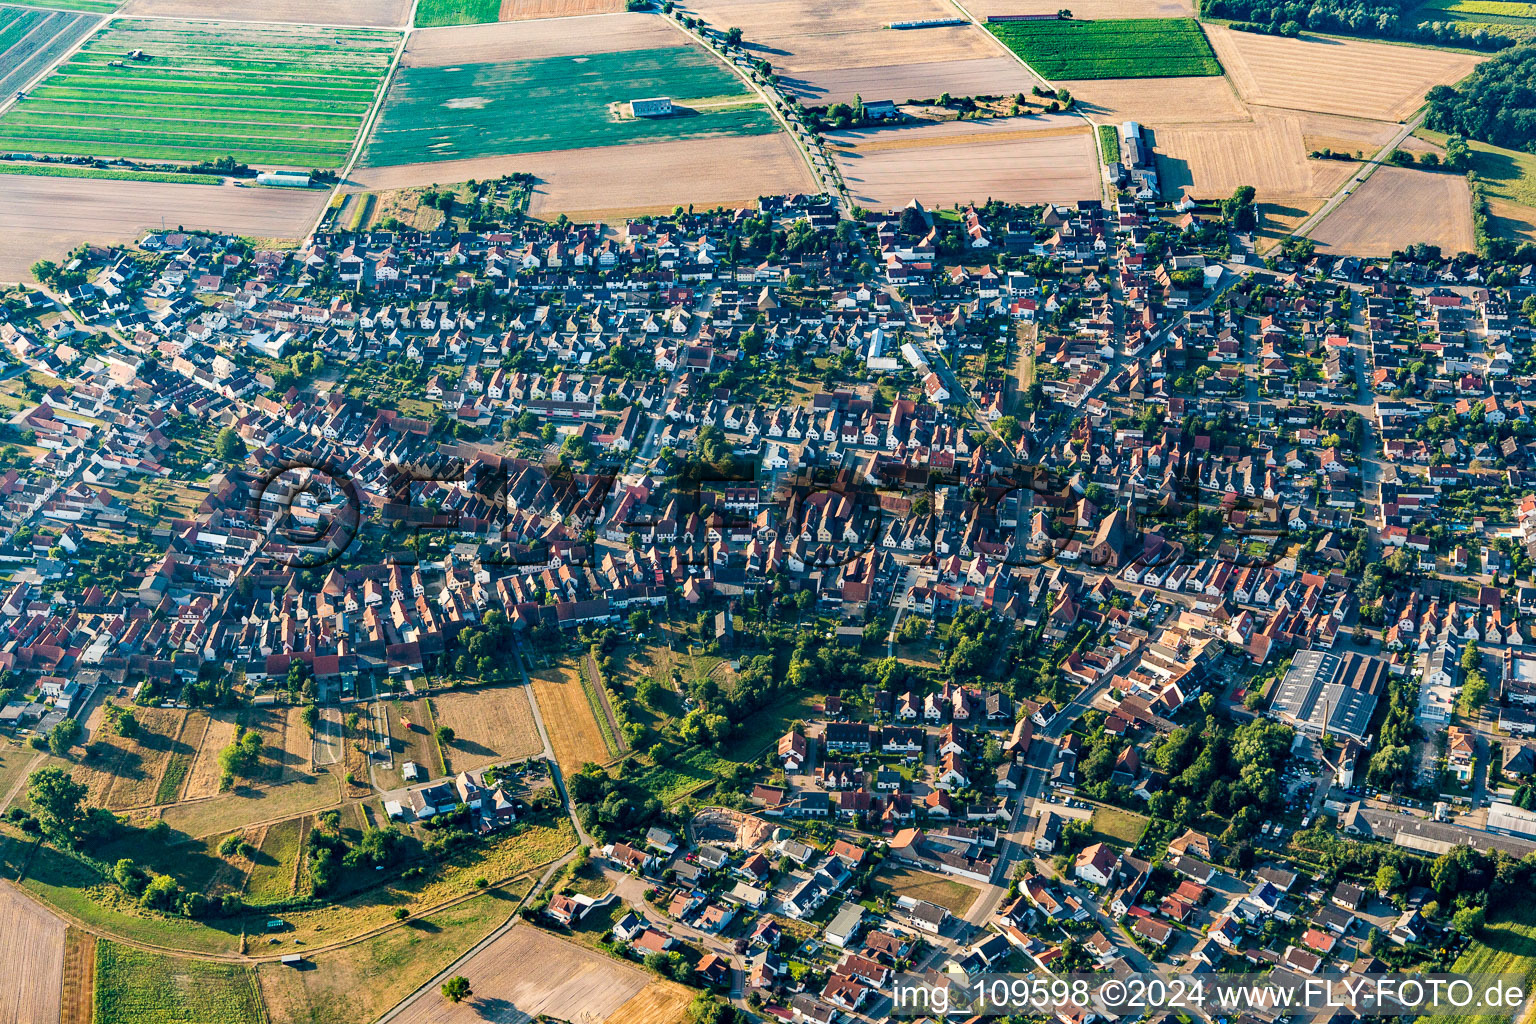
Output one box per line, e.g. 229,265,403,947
630,97,675,118
256,170,313,188
1118,122,1158,199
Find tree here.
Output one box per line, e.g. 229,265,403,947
1452,905,1486,937
724,25,743,45
47,717,81,756
1375,863,1402,895
27,766,88,846
442,976,472,1004
214,427,247,464
1223,185,1257,230
436,725,456,745
994,415,1022,442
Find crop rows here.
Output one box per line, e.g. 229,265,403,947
987,17,1223,79
0,18,399,167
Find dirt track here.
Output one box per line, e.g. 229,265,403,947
0,176,325,282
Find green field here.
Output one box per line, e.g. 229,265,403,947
95,942,264,1024
0,18,400,168
1417,127,1536,237
1440,902,1536,1024
415,0,502,25
1097,123,1120,164
987,17,1222,79
243,817,303,902
1414,0,1536,30
0,0,117,11
362,44,777,167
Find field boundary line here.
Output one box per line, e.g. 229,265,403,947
582,653,627,755
0,10,104,120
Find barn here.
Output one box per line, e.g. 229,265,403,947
630,97,674,118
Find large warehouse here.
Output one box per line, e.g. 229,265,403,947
1269,650,1389,743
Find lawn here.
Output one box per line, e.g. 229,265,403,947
1440,901,1536,1024
1090,805,1149,847
255,888,525,1024
362,45,776,167
987,18,1222,79
243,817,304,903
415,0,502,25
94,942,263,1024
873,864,979,915
0,19,400,168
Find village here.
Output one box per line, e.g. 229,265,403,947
1,182,1536,1024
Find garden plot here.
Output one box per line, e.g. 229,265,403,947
826,114,1100,209
0,18,400,167
1205,24,1482,122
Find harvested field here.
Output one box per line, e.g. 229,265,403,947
0,7,100,102
367,31,773,166
94,941,263,1024
1205,25,1482,122
60,928,95,1024
1153,110,1394,200
0,882,66,1024
389,923,648,1024
1061,75,1249,125
400,13,688,67
347,133,816,219
432,684,543,773
1488,198,1536,242
0,175,325,283
1254,200,1320,252
787,56,1033,106
826,114,1100,209
1311,164,1475,256
183,710,240,800
677,0,1028,101
873,864,979,914
987,17,1221,79
602,980,695,1024
255,892,518,1024
530,664,609,773
246,705,314,785
1418,126,1536,241
0,19,401,167
501,0,626,16
117,0,413,24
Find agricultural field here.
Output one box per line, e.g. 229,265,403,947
1413,0,1536,33
603,980,695,1024
94,941,263,1024
118,0,413,25
0,7,101,101
825,114,1100,209
1418,126,1536,240
415,0,500,24
181,710,240,800
0,19,400,168
0,161,327,284
1310,164,1476,255
529,664,611,773
60,929,95,1024
987,17,1221,79
873,864,979,914
1205,24,1482,122
1440,902,1536,1024
0,883,66,1024
364,24,775,167
432,684,544,773
970,0,1191,14
1058,74,1249,126
500,0,626,17
1,0,116,10
388,923,649,1024
675,0,1032,104
158,769,340,839
1154,109,1391,200
255,890,522,1024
